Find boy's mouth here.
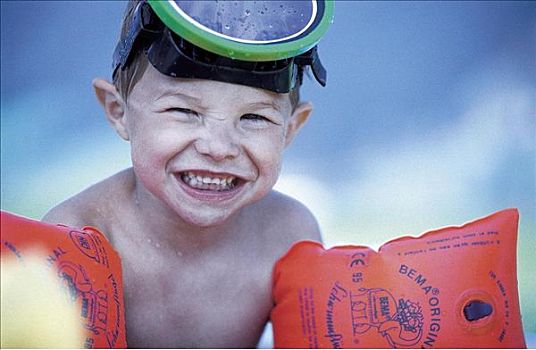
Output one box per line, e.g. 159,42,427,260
179,171,239,192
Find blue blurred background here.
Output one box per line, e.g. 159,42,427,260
1,0,535,342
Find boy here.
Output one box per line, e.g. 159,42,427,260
43,1,332,347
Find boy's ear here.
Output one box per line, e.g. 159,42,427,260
92,78,130,141
285,101,313,147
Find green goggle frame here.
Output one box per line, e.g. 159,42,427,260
148,0,334,61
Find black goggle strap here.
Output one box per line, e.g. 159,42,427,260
147,28,297,93
294,46,327,87
112,1,162,77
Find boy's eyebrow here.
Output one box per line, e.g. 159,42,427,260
246,100,283,112
155,90,284,112
155,91,202,104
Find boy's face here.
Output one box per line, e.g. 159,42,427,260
97,65,311,227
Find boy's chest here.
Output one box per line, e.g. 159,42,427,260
120,244,274,348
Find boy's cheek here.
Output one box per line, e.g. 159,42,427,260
245,132,286,154
130,131,188,157
255,152,284,185
251,147,285,174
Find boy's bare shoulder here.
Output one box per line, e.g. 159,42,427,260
251,190,322,244
42,169,134,235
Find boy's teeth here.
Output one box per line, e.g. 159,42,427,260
181,172,236,191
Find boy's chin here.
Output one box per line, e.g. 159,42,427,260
177,210,235,229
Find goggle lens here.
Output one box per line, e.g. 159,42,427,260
172,0,316,43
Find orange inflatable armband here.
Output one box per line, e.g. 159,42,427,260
1,211,127,348
271,209,526,348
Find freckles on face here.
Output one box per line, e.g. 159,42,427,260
120,65,295,224
244,129,285,185
123,95,190,197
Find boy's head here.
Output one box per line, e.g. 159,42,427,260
93,0,332,227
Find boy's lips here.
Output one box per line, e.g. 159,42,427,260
174,170,247,201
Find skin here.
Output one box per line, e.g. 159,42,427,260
43,64,322,348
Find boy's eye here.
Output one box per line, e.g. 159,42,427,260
166,107,199,117
240,113,275,125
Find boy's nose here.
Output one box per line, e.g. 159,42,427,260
193,127,241,161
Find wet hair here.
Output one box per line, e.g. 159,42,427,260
112,1,302,110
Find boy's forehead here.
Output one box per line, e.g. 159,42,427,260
136,64,292,111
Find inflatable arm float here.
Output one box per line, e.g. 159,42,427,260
1,211,127,348
271,209,526,348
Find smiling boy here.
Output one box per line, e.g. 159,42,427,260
42,1,332,347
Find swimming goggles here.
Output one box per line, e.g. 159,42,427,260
112,0,333,93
